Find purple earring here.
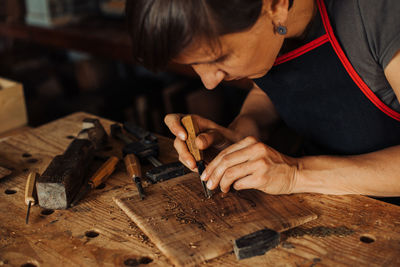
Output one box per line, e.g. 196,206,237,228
276,24,287,35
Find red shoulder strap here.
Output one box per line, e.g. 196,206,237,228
317,0,400,121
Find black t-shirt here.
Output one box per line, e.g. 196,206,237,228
326,0,400,111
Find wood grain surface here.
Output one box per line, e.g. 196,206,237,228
114,173,317,266
0,78,28,134
0,166,12,180
1,112,400,267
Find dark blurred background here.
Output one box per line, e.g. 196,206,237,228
0,0,251,137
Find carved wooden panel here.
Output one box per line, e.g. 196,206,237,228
115,173,317,266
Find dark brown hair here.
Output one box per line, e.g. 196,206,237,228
126,0,293,71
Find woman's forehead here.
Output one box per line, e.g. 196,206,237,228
174,37,225,64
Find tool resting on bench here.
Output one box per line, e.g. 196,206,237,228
70,156,119,206
25,171,38,224
124,153,146,200
111,123,187,183
36,118,107,209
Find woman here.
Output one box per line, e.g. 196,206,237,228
126,0,400,197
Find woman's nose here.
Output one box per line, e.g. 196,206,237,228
192,65,226,90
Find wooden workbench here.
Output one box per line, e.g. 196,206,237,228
1,112,399,266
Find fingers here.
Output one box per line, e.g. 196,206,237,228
201,136,259,185
198,134,298,195
164,114,221,148
174,137,197,171
232,173,266,191
164,114,186,141
206,157,268,193
196,129,229,150
165,113,202,171
165,113,239,174
218,162,254,193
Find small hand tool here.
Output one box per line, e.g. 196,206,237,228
111,124,187,183
145,161,188,184
123,121,158,145
70,156,119,206
124,153,145,200
111,124,159,163
25,171,38,224
234,228,280,260
181,115,213,198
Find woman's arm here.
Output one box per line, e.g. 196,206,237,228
295,145,400,196
202,53,400,197
202,133,400,197
229,82,280,141
294,49,400,196
384,50,400,101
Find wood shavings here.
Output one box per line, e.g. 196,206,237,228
189,242,198,249
161,193,206,231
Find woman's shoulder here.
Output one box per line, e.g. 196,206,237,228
327,0,400,69
325,0,400,112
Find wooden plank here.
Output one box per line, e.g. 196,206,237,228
0,166,12,180
114,173,318,267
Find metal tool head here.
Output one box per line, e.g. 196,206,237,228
123,141,159,159
110,123,123,138
145,161,188,183
77,118,108,150
110,124,133,145
197,160,213,198
124,121,158,145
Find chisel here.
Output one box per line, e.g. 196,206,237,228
181,115,213,198
25,171,38,224
70,156,119,206
111,123,187,183
124,153,145,200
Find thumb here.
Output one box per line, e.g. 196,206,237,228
196,129,229,150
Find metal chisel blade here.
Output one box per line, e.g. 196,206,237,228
197,160,212,198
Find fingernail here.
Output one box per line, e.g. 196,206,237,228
179,133,186,140
200,171,207,180
187,160,194,169
207,180,213,189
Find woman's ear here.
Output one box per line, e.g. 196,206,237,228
264,0,290,27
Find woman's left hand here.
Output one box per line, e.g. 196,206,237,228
200,136,299,195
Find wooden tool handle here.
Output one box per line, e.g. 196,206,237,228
182,115,213,198
89,156,119,188
181,115,203,161
124,153,142,178
25,172,38,205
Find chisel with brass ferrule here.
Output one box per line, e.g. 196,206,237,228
124,153,145,200
181,115,213,199
70,156,119,207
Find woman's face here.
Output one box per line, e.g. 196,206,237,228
174,11,285,89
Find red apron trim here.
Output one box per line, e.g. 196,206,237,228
317,0,400,121
274,34,329,66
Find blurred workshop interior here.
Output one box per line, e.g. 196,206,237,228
0,0,251,137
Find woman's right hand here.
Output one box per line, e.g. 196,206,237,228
164,114,241,171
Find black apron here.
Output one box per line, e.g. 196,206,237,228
254,0,400,156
